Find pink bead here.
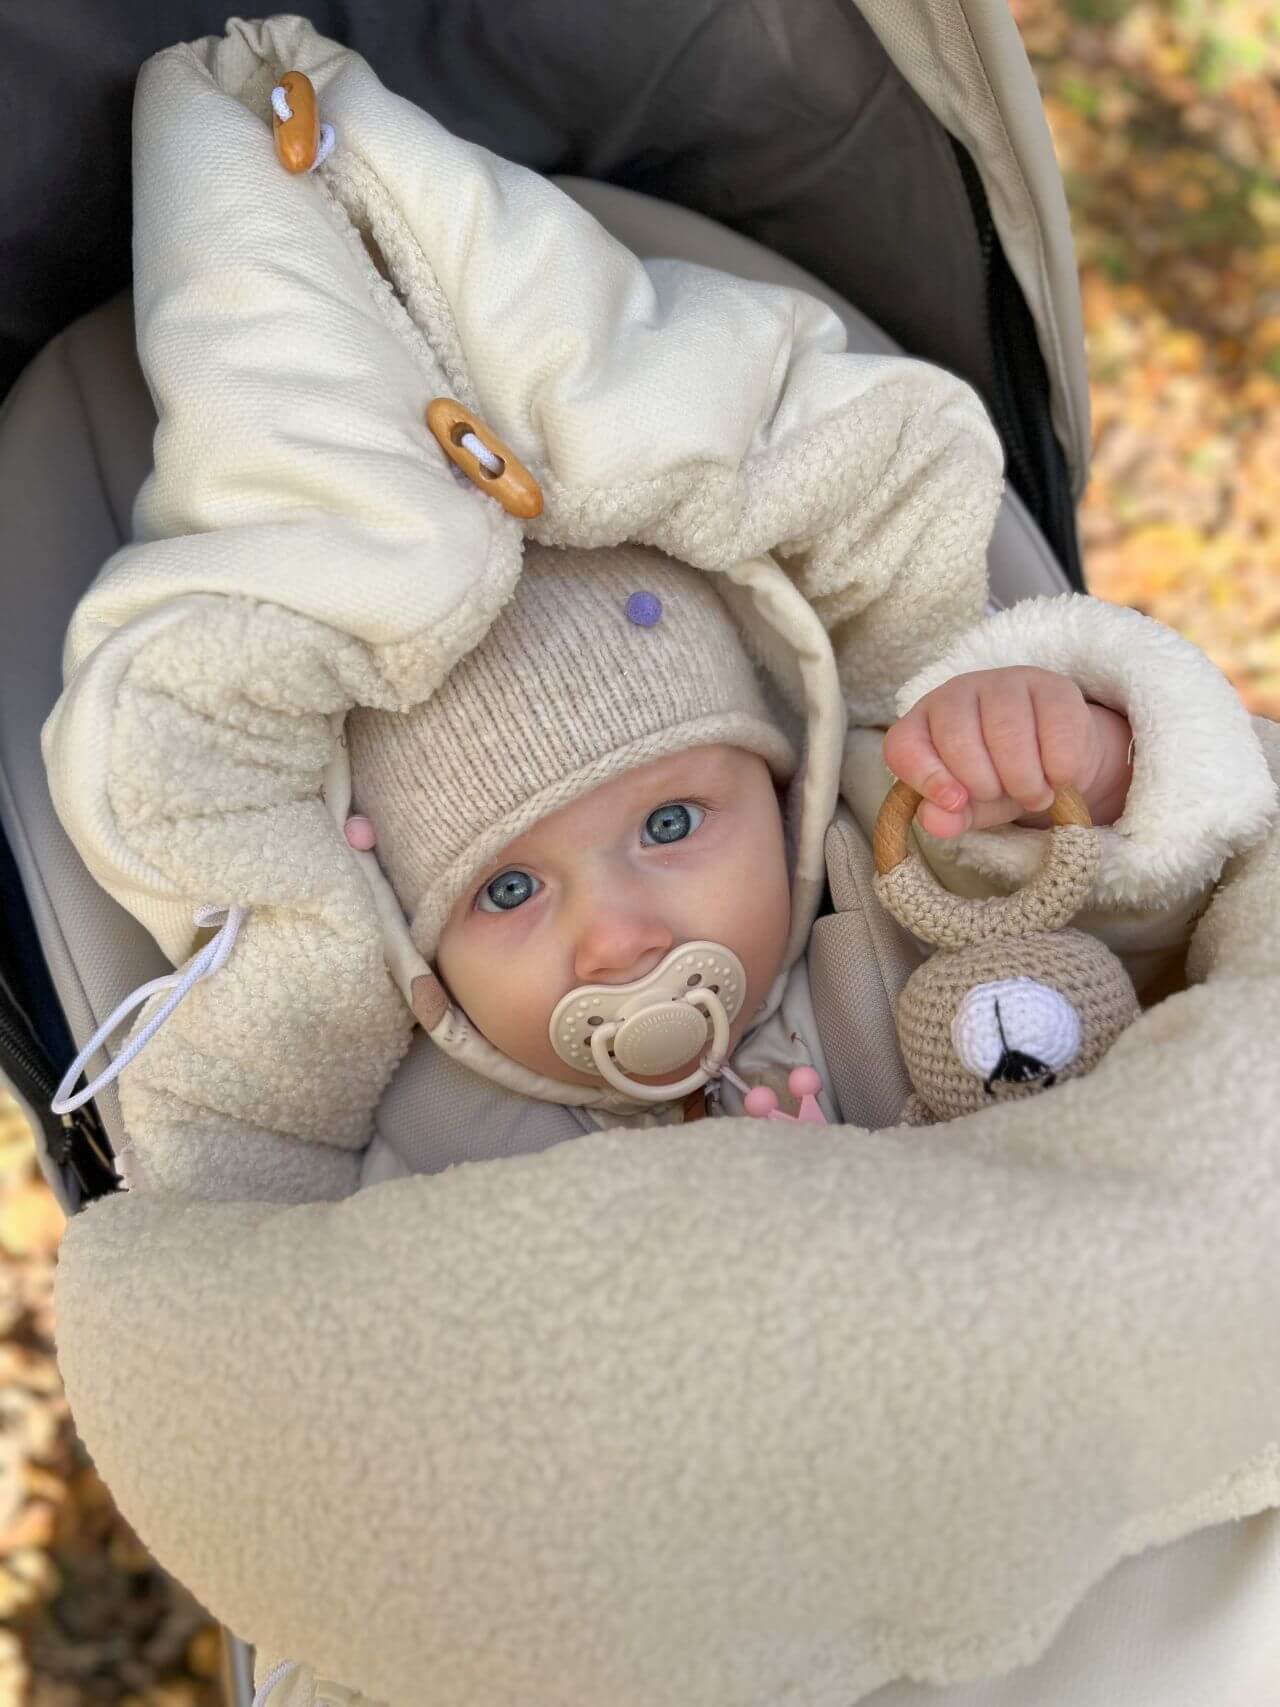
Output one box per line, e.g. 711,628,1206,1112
789,1066,821,1099
344,814,377,851
744,1086,779,1118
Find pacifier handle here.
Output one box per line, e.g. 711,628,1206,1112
872,780,1092,876
589,987,731,1103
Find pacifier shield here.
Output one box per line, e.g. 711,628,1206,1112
549,941,747,1076
613,1002,709,1074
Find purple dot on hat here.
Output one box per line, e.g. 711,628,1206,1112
625,590,663,628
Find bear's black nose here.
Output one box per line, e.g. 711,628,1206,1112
989,1048,1053,1085
981,995,1058,1094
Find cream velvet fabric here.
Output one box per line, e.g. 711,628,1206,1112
42,16,1280,1707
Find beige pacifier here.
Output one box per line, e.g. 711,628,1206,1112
549,941,747,1101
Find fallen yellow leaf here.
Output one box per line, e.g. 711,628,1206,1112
0,1179,65,1258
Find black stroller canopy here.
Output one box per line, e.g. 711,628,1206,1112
0,0,1083,583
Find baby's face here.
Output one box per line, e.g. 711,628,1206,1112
435,745,792,1088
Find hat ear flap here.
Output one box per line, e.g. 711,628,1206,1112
871,780,1100,950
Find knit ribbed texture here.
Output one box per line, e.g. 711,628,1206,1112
347,543,797,958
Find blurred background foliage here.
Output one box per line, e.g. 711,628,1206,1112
3,2,1278,1701
1013,0,1279,717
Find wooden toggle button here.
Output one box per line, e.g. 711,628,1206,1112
272,71,320,173
426,398,543,519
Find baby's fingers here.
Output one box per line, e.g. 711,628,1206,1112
973,672,1057,813
882,707,971,818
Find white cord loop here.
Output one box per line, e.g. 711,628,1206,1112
50,905,247,1115
251,1659,303,1706
458,429,503,475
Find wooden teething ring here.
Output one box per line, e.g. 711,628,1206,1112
873,780,1092,877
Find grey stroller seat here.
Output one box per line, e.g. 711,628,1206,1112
0,182,1076,1699
3,9,1278,1704
4,0,1094,1217
5,181,1280,1707
0,178,1074,1216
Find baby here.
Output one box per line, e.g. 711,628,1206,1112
347,541,1135,1134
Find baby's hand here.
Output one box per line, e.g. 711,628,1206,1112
883,666,1134,839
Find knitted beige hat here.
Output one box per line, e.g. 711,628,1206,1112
346,543,798,960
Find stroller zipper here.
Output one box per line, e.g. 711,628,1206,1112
948,140,1083,589
0,971,54,1096
950,141,1040,515
0,962,119,1200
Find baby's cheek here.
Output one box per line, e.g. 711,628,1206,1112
436,930,503,1040
438,926,585,1082
718,835,791,1010
501,969,565,1065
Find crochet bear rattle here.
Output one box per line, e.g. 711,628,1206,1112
871,780,1141,1125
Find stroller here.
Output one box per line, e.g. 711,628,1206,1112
2,6,1279,1704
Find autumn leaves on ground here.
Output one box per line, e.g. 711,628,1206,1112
0,1098,223,1707
3,2,1279,1702
1014,0,1279,718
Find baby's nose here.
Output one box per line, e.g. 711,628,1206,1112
573,908,675,986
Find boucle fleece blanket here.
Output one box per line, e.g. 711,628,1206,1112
42,16,1280,1707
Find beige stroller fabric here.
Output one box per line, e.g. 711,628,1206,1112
42,17,1280,1707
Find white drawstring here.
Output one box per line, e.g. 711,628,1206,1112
714,1059,753,1095
50,905,246,1115
270,85,336,170
251,1659,303,1706
458,430,502,475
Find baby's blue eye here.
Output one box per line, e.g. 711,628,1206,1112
478,870,540,912
641,802,705,846
476,809,704,906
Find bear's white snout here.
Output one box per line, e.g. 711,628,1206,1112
951,977,1083,1081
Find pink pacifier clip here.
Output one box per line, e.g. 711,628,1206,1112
717,1062,828,1125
